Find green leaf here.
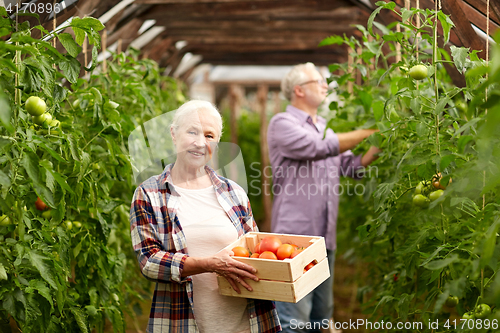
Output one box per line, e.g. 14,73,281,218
71,307,89,333
0,93,13,133
450,45,469,74
73,27,86,46
71,17,105,32
58,55,81,84
29,280,53,308
0,169,10,187
372,100,384,121
439,154,455,170
438,12,454,45
39,160,74,194
434,97,450,115
318,35,344,47
58,33,82,58
368,2,396,36
480,219,500,269
84,46,99,72
457,135,473,153
401,8,412,24
0,262,7,280
425,255,459,270
28,252,58,290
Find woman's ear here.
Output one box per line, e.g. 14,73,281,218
170,126,176,144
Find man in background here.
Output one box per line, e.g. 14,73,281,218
267,62,381,333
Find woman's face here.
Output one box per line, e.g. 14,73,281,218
171,109,220,169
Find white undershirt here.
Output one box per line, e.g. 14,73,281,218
173,184,250,333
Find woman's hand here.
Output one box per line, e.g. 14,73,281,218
205,248,259,294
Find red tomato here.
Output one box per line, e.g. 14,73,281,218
231,246,250,257
260,236,282,254
254,242,261,254
35,197,48,211
290,248,304,259
276,244,295,260
304,262,315,271
259,251,278,260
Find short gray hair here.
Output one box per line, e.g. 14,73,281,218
281,62,317,101
171,100,223,140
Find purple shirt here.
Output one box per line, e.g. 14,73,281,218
267,105,363,250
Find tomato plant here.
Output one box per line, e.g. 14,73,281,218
0,7,186,332
322,2,500,331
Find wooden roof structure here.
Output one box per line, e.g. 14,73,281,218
5,0,500,84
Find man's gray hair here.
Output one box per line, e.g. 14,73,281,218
281,62,317,101
170,100,223,140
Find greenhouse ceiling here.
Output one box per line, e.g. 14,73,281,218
2,0,498,85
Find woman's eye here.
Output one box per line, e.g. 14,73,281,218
189,131,196,135
206,135,214,139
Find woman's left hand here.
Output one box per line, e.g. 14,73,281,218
205,248,259,294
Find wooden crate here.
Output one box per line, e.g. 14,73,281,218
217,232,330,303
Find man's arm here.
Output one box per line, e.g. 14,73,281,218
361,146,382,167
336,129,378,153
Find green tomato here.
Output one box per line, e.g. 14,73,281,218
429,190,444,201
413,194,430,207
0,214,12,226
474,304,491,319
49,119,60,128
445,296,459,308
26,96,47,116
455,101,467,113
33,113,52,128
105,100,119,109
415,181,425,195
72,221,82,228
72,99,80,109
65,221,73,230
409,64,428,80
41,210,52,220
463,312,475,320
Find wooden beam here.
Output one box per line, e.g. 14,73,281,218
106,18,143,50
464,0,500,24
136,0,276,3
157,18,361,33
138,0,357,21
459,0,499,36
441,0,487,58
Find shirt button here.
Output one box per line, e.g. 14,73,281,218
328,202,332,206
250,314,255,318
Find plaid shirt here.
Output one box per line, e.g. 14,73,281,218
130,164,281,333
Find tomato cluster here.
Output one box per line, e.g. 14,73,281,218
231,236,316,272
412,174,449,207
462,303,492,320
26,96,61,133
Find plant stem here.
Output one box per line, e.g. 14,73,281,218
433,6,440,157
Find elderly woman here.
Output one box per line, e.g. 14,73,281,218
130,100,281,333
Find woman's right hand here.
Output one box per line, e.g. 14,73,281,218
205,248,259,294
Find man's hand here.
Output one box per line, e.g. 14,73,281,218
337,129,379,153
